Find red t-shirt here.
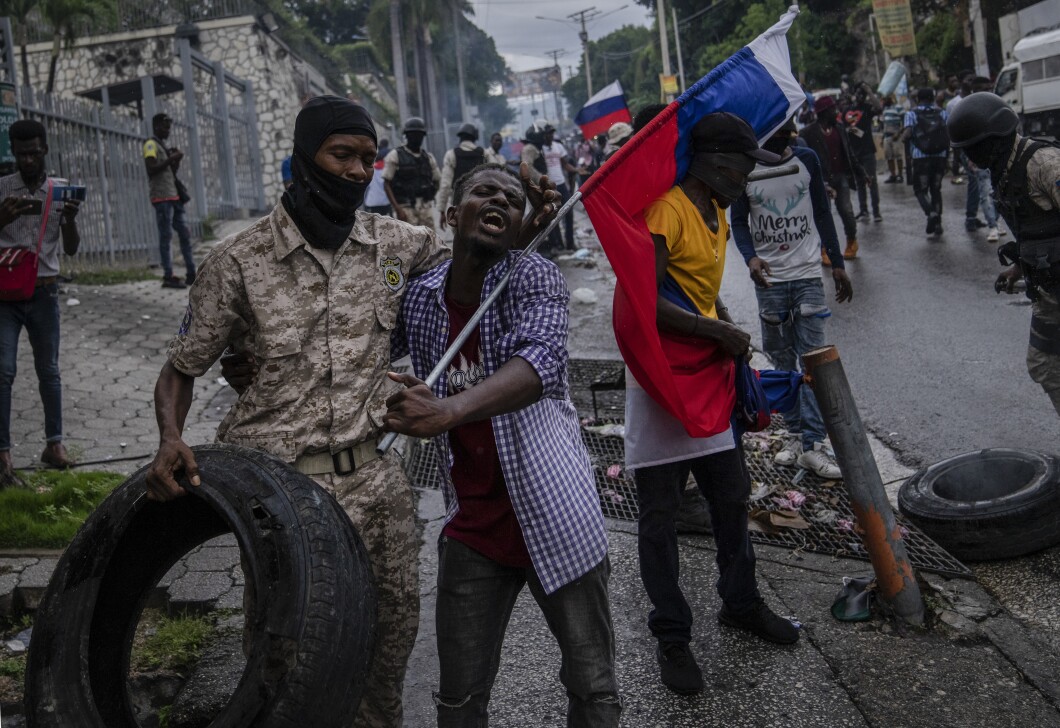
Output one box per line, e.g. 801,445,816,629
441,293,532,568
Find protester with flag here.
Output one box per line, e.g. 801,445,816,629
578,5,808,695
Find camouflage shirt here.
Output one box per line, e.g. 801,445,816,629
167,203,450,462
1001,134,1060,213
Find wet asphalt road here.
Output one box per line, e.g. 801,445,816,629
719,173,1060,468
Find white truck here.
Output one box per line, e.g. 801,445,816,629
995,26,1060,139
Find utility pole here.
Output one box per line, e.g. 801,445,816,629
969,0,990,77
656,0,673,101
546,48,567,124
568,7,600,98
672,6,686,92
453,3,469,123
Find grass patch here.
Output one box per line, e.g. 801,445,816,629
131,612,215,673
68,268,158,285
0,470,123,549
0,656,25,681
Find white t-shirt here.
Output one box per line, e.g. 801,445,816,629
624,367,735,470
542,141,568,182
744,151,822,283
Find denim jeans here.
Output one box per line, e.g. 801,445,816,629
854,152,879,216
634,446,761,645
434,538,621,727
975,168,998,227
0,282,62,450
755,279,829,450
831,176,857,240
964,153,980,221
153,200,195,279
548,183,575,251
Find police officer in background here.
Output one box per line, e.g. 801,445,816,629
948,92,1060,415
383,117,441,229
436,123,485,230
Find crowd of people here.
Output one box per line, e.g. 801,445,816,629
0,59,1057,727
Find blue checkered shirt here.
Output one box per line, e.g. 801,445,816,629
393,253,609,594
904,105,949,159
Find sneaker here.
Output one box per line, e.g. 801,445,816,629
998,227,1008,237
674,486,712,535
895,174,904,183
927,213,941,236
185,271,197,286
162,276,187,289
821,248,832,267
796,443,842,479
854,210,868,221
718,599,799,645
951,175,965,185
987,227,999,243
873,212,883,222
656,642,704,694
883,175,898,184
965,218,987,231
773,436,801,467
843,239,858,260
925,216,934,234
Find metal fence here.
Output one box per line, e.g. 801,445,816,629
13,39,265,273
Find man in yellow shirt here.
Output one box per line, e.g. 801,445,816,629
628,113,799,696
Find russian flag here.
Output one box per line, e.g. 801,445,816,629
574,80,632,139
580,5,807,438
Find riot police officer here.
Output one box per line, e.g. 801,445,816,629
949,92,1060,415
383,116,441,229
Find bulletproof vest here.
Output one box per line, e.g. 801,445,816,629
390,147,437,202
453,146,486,181
526,143,548,176
996,138,1060,299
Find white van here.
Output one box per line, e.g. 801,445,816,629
995,26,1060,138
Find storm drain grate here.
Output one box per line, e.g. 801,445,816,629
403,358,972,579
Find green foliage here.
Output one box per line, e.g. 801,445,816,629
0,469,122,548
0,656,25,681
915,12,974,79
284,0,372,45
130,612,215,673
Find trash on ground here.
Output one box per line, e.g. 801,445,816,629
605,464,622,479
831,575,876,622
582,422,625,438
66,297,80,306
571,287,598,304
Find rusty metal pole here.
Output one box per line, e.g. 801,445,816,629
803,345,924,626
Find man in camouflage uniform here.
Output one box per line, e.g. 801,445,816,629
146,96,450,727
383,116,441,230
949,93,1060,415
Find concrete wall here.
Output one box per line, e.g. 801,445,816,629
21,16,332,206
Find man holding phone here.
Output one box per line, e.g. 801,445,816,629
0,119,81,487
144,113,195,289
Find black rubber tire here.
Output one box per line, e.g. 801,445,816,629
898,448,1060,561
24,444,377,727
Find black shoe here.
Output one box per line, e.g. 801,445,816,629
185,271,196,286
927,213,941,236
656,642,704,694
162,276,187,289
895,174,904,183
674,487,712,535
925,216,934,234
964,218,985,231
873,212,883,222
718,600,800,645
883,175,898,184
855,210,868,221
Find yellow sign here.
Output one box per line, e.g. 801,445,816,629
659,74,679,95
872,0,917,56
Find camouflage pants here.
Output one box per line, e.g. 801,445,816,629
1028,290,1060,417
399,198,436,231
313,451,420,728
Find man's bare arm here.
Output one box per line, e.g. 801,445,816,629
145,361,201,501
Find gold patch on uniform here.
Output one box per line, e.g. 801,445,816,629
381,257,405,292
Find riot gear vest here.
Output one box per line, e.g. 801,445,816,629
996,138,1060,300
390,147,437,203
453,146,486,181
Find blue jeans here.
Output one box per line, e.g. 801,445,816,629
975,168,997,227
964,154,980,221
0,282,62,450
435,538,621,727
755,278,829,451
634,446,761,645
153,200,195,279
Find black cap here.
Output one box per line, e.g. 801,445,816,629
691,112,780,162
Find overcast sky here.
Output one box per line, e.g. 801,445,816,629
466,0,655,77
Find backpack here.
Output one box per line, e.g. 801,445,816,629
911,108,949,154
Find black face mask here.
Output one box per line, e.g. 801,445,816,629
763,134,792,156
688,152,755,205
283,149,369,250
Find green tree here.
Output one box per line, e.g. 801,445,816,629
40,0,113,93
915,12,974,80
285,0,372,45
0,0,42,86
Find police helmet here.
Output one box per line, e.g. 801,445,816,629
947,92,1019,149
457,123,478,141
402,116,427,134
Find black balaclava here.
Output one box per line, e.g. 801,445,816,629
282,95,377,250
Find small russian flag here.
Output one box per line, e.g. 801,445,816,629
574,80,633,139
